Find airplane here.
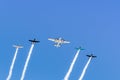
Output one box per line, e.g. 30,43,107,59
48,37,70,47
86,54,96,58
29,38,40,44
75,46,85,50
13,45,23,48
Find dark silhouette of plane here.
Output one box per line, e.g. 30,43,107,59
29,38,40,43
86,54,96,58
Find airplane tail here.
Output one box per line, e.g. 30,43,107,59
54,44,60,47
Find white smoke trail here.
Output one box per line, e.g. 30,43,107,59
64,49,80,80
6,48,19,80
20,44,34,80
78,57,92,80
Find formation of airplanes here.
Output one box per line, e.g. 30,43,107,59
7,38,96,80
48,37,70,47
14,38,97,58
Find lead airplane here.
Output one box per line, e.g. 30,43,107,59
48,37,70,47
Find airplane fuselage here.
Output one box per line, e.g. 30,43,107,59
54,39,64,43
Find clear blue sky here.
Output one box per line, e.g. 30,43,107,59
0,0,120,80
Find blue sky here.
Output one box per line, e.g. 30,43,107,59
0,0,120,80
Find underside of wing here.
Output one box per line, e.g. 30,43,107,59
63,41,70,43
48,38,55,42
35,41,40,42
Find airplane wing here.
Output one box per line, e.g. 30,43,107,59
48,38,56,42
35,41,40,43
93,56,97,58
86,55,90,57
29,40,33,42
63,41,70,44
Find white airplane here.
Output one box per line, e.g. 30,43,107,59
48,37,70,47
13,45,23,48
